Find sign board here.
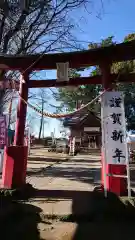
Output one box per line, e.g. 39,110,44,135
101,91,128,165
56,62,69,82
0,115,7,145
84,127,100,132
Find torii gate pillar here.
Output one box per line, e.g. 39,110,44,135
2,72,29,189
101,64,127,196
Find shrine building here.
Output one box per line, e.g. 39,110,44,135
63,109,101,152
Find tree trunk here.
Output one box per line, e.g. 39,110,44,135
38,100,44,139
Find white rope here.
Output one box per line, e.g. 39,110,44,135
17,86,108,118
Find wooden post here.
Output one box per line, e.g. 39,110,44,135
100,63,111,90
14,72,29,145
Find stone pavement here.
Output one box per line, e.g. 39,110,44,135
26,149,101,216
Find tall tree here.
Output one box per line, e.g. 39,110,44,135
0,0,90,113
55,34,135,129
27,88,49,139
112,33,135,129
54,37,115,112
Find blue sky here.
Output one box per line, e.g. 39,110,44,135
29,0,135,137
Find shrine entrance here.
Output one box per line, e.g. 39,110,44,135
1,40,135,195
63,109,101,153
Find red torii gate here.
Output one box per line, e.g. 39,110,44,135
1,40,135,193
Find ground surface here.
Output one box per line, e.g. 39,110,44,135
27,148,101,216
2,147,135,240
27,148,102,239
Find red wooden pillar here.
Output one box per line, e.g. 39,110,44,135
14,72,29,145
2,72,29,188
101,64,127,196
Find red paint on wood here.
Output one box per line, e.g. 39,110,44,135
2,147,14,188
101,154,127,195
1,73,135,90
2,146,28,188
0,40,135,70
106,164,127,195
14,73,29,146
28,73,135,88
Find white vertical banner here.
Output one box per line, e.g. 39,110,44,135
69,137,75,156
101,91,128,165
56,62,69,82
72,137,75,155
27,127,31,155
101,91,130,197
24,127,31,155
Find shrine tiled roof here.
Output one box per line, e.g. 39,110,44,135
63,109,100,127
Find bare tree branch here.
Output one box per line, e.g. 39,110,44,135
0,0,91,114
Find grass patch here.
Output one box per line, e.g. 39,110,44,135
0,183,36,201
38,190,135,223
1,185,135,228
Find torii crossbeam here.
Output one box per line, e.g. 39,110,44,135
0,40,135,70
1,72,135,90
